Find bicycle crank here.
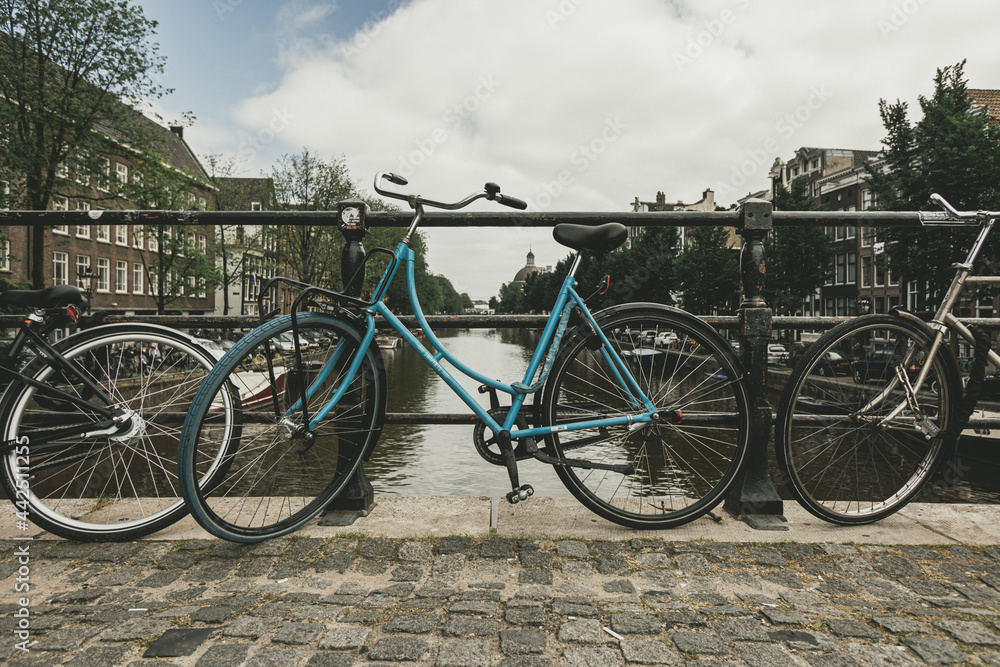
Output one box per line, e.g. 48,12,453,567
473,407,535,465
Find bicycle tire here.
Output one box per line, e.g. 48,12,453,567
0,323,241,541
776,314,960,524
539,305,752,529
178,312,386,542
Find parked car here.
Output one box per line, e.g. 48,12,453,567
655,331,679,348
851,349,921,384
812,350,852,376
767,344,789,366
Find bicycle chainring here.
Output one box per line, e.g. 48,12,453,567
473,407,533,466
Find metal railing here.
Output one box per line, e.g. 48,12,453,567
2,201,998,527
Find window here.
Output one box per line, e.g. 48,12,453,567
76,255,91,287
149,272,158,296
133,226,143,249
97,224,110,242
251,201,262,212
0,239,10,271
846,226,856,239
825,297,834,317
908,280,919,311
96,258,110,292
888,268,899,286
0,180,9,210
116,225,128,245
133,263,144,294
115,163,128,187
862,256,872,287
149,230,158,252
75,201,90,237
847,252,857,283
199,235,207,253
53,252,68,285
874,296,884,314
862,228,876,247
824,256,834,286
198,197,207,209
862,189,875,210
836,253,846,284
188,276,196,297
116,261,127,293
98,158,111,192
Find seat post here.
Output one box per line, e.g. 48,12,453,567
567,252,584,279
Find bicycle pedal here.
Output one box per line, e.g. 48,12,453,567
505,484,534,504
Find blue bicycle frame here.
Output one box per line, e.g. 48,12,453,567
295,239,658,443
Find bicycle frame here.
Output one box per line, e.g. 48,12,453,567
0,317,122,453
860,214,1000,430
293,239,659,441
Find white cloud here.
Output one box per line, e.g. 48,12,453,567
222,0,1000,299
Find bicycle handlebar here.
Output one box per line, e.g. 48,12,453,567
374,172,528,211
927,193,1000,223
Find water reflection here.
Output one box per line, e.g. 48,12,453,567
364,330,1000,503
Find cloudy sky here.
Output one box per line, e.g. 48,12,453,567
137,0,1000,300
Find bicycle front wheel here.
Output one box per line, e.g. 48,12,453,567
178,312,386,542
776,314,960,524
0,324,239,541
540,306,751,529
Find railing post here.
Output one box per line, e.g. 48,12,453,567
322,199,375,523
723,198,787,529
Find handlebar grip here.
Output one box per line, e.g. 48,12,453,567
497,193,528,210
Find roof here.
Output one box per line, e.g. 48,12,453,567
94,111,212,188
969,89,1000,122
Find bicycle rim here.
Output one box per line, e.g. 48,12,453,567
0,325,238,541
180,313,385,542
541,307,751,529
777,315,958,524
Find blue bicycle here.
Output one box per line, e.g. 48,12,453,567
177,173,752,541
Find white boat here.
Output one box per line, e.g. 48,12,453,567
376,335,401,350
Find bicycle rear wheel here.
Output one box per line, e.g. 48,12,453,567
540,306,751,529
776,314,960,524
0,324,240,541
178,312,386,542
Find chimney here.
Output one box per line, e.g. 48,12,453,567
655,191,665,206
169,126,184,140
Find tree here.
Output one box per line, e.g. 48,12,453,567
207,155,276,315
866,61,1000,310
497,281,524,314
0,0,169,288
675,226,740,315
765,175,833,312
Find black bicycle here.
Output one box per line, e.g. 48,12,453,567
0,285,240,541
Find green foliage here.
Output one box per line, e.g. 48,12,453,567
0,0,169,288
866,60,1000,309
497,280,524,314
676,226,741,314
765,175,833,309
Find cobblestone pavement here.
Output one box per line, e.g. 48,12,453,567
6,536,1000,666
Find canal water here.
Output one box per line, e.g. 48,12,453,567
365,328,1000,504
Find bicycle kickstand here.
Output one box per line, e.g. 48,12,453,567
498,430,534,504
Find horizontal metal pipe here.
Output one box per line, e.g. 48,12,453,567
0,208,939,228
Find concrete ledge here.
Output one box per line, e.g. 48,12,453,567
9,497,1000,544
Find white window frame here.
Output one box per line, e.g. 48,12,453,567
75,201,91,238
53,252,68,285
116,225,129,246
76,255,91,288
0,239,10,271
96,258,110,293
132,226,144,249
115,260,127,294
0,180,10,210
96,224,110,243
115,163,128,188
133,263,144,294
